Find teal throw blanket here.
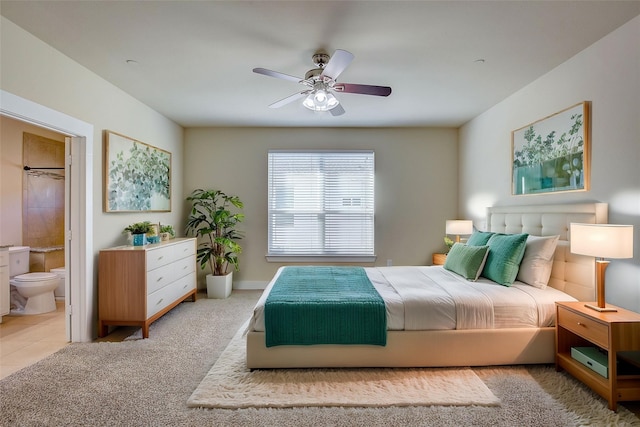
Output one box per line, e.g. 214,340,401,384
264,266,387,347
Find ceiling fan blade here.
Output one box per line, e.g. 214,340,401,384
253,68,303,83
268,91,309,108
334,83,392,97
320,49,354,81
330,104,345,116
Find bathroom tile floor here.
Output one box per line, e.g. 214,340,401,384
0,301,68,380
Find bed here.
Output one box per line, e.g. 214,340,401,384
246,203,608,369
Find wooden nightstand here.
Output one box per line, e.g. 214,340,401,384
432,253,447,266
555,301,640,411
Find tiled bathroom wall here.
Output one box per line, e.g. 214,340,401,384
22,132,65,250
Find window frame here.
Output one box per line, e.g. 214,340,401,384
266,149,376,263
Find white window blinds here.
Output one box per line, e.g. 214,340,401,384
268,150,375,257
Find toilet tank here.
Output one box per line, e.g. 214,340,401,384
9,246,30,277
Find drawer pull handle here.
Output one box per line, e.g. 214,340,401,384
156,277,163,282
156,298,164,305
577,322,585,327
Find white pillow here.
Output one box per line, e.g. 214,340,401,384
516,235,560,289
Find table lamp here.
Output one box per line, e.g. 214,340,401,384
570,223,634,312
446,220,473,243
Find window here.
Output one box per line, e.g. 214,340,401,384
267,150,375,261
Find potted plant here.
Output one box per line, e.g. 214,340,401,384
146,224,160,244
124,221,153,246
159,224,175,241
185,189,244,298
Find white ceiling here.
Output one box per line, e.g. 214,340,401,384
1,1,638,128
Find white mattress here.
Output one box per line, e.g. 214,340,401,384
249,266,577,332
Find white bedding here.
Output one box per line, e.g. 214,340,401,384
249,265,577,333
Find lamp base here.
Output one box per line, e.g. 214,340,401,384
584,303,618,313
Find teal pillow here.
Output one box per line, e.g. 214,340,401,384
466,231,494,246
443,243,490,281
481,233,529,286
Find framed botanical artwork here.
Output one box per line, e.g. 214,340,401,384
104,131,171,212
512,102,590,195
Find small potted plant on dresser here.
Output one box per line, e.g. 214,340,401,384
124,221,153,246
185,189,244,298
159,224,175,241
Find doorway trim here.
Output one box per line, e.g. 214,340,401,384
1,89,94,342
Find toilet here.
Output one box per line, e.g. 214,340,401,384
50,267,66,300
9,246,58,315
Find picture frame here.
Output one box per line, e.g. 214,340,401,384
512,102,590,195
104,131,171,212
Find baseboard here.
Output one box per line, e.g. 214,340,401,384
233,280,268,290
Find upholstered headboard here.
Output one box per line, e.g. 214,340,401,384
486,203,608,301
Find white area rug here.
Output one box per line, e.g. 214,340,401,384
187,322,501,409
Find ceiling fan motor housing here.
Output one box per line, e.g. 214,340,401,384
312,52,330,67
304,68,323,81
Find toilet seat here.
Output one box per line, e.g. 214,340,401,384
13,272,58,282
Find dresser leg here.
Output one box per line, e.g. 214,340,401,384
98,321,107,338
142,323,150,339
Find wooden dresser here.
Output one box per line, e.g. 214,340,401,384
98,238,197,338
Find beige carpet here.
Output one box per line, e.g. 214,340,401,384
187,321,501,409
3,293,639,425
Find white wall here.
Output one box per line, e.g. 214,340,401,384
459,16,640,312
184,127,458,288
1,17,185,335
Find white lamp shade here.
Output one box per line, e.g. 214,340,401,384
570,223,634,259
445,220,473,236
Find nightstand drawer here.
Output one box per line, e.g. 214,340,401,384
558,306,609,348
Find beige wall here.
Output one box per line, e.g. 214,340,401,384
184,127,458,288
459,16,640,312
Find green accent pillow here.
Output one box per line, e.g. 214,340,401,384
443,243,490,281
466,231,494,246
481,233,529,286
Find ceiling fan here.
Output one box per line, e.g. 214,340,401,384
253,49,392,116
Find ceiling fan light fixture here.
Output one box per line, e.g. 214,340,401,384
303,89,339,111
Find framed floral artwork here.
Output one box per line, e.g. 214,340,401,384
104,131,171,212
512,102,590,195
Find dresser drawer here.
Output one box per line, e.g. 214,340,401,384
172,256,195,281
557,306,609,348
147,262,176,295
147,272,196,318
146,256,195,295
146,240,195,271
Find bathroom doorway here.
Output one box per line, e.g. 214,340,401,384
2,117,69,341
1,120,69,336
1,89,94,343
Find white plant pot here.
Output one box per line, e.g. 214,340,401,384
206,272,232,299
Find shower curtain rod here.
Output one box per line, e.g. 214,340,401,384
23,166,65,171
